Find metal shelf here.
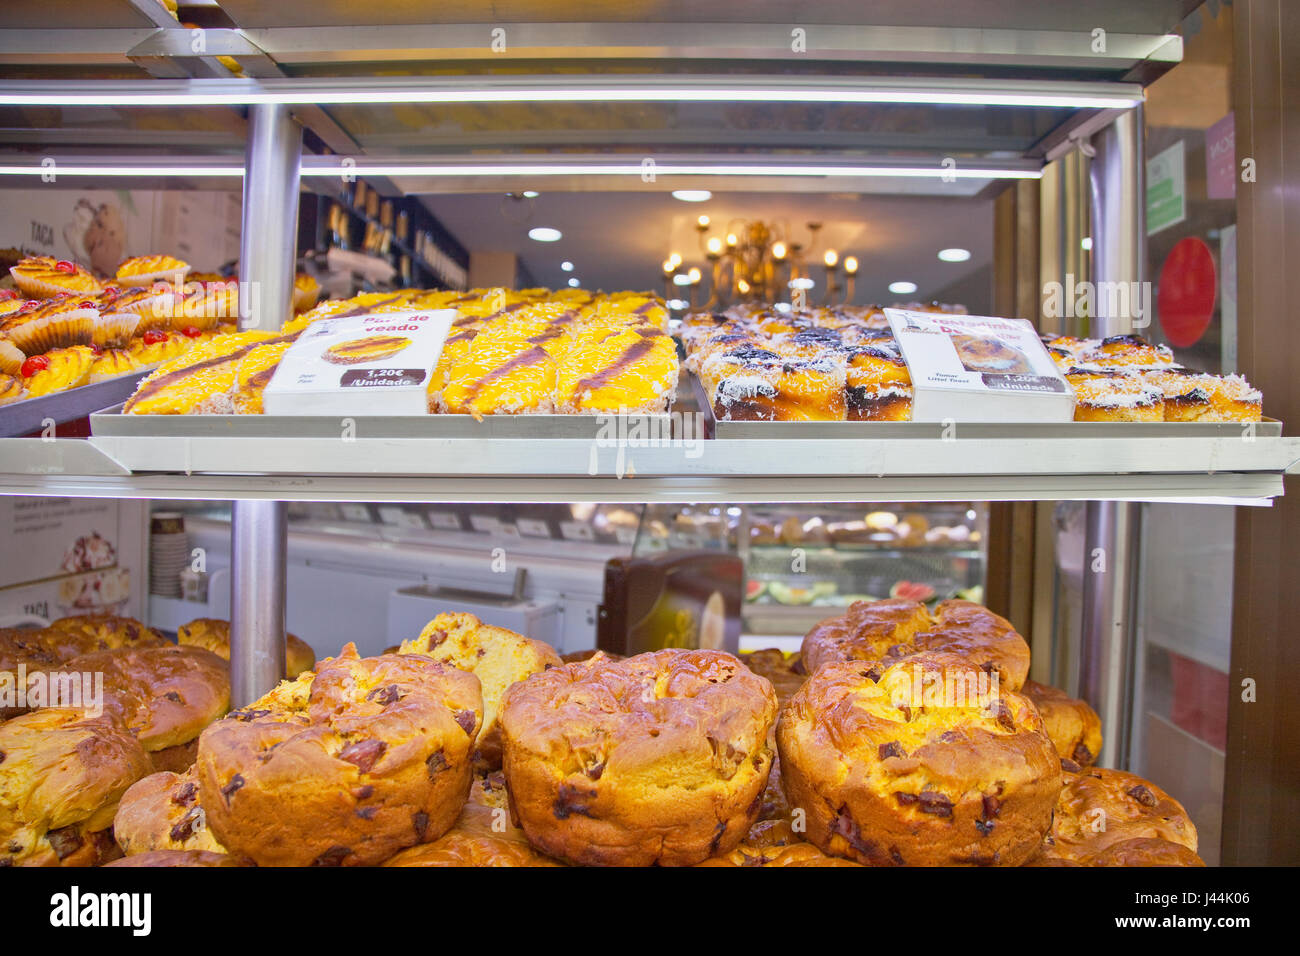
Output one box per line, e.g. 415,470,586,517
0,433,1294,505
0,371,148,438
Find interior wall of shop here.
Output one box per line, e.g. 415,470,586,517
1225,0,1300,866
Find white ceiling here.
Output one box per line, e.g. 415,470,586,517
423,189,993,307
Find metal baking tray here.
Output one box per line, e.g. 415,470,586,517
0,371,149,438
90,406,674,440
689,373,1282,439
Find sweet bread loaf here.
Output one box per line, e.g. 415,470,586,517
0,709,152,866
802,598,1031,691
777,655,1061,866
195,644,482,866
399,612,561,770
105,849,241,867
1021,680,1102,766
697,841,863,866
177,617,316,678
44,614,169,654
0,617,169,720
55,644,230,754
148,739,199,774
742,649,807,709
1087,836,1204,867
113,768,226,856
499,648,778,866
382,800,562,867
1038,766,1197,863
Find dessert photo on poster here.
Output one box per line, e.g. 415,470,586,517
0,0,1294,885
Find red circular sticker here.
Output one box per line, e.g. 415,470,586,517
1157,237,1217,348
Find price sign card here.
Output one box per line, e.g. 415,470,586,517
263,309,455,415
884,309,1074,423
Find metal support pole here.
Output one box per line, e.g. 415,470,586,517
230,501,287,707
1088,104,1145,338
229,103,300,704
239,103,302,331
1078,105,1145,768
1078,501,1139,769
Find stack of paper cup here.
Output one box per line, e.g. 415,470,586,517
149,511,189,598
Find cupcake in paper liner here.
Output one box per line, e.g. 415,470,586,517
93,310,141,349
168,280,235,333
0,373,27,406
20,344,95,397
292,272,321,313
127,329,194,366
110,284,177,334
89,347,141,383
115,254,191,288
0,339,26,376
0,289,29,319
8,255,102,299
2,297,97,355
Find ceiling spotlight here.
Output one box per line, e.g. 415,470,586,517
668,298,689,310
522,190,539,198
843,256,859,275
662,259,675,274
737,279,751,294
528,227,562,242
706,237,724,256
726,233,738,247
561,260,574,271
771,241,788,260
937,247,971,262
687,267,702,284
1081,237,1093,251
567,277,580,287
789,277,815,290
889,280,918,295
823,249,839,268
672,273,692,286
697,214,710,228
672,190,712,202
667,252,682,268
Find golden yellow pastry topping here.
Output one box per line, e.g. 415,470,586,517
22,345,96,397
115,255,191,287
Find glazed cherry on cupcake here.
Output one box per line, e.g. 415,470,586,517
180,326,203,339
55,259,77,274
141,330,169,345
20,355,50,377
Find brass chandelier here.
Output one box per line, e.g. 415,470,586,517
663,217,858,310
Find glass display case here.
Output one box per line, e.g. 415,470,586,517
0,1,1296,887
631,502,988,636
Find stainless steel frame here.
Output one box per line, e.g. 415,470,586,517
226,102,302,702
1075,103,1148,769
229,500,287,706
